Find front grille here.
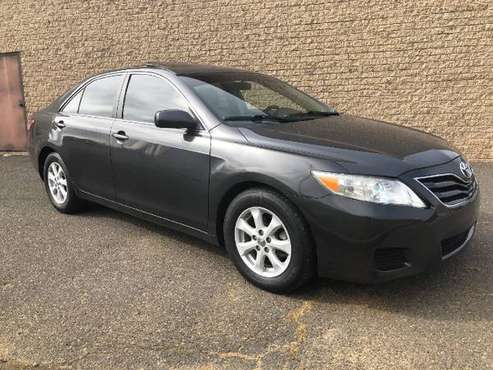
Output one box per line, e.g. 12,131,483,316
441,227,471,257
374,248,408,271
417,174,476,206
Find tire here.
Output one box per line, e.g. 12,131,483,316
43,152,86,214
224,188,315,293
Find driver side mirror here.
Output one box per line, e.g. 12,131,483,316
154,109,199,130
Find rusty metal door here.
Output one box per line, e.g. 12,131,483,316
0,52,27,151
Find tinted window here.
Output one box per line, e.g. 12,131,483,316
62,90,83,113
79,75,123,117
123,75,189,123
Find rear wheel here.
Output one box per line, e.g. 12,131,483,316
224,188,315,293
43,152,86,213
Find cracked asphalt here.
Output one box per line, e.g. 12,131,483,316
0,155,492,369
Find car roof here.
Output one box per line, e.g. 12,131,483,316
93,63,256,79
142,62,249,75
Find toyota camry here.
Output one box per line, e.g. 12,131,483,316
29,63,480,292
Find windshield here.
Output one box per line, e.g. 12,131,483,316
179,72,337,124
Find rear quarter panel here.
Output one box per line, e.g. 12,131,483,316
29,110,56,176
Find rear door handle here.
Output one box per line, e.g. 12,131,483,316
53,120,65,129
112,131,129,141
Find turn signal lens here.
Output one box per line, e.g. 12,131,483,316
317,175,340,193
311,170,426,208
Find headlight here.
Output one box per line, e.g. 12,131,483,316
311,170,426,208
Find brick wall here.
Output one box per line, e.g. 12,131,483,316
1,0,491,159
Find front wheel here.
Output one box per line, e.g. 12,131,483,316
224,189,315,293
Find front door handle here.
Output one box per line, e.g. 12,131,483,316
112,131,129,141
54,120,65,129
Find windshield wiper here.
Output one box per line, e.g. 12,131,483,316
222,111,337,123
301,110,338,117
281,110,339,122
222,114,281,122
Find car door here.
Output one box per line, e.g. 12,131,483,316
54,74,124,200
110,73,210,231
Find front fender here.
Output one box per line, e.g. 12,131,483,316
207,136,345,240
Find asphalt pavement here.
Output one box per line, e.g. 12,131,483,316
0,155,492,369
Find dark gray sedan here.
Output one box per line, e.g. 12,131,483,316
29,63,479,292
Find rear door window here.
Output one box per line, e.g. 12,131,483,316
123,74,189,123
79,75,124,117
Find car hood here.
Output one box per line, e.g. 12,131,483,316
237,114,460,177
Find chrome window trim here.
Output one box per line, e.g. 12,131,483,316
56,68,222,131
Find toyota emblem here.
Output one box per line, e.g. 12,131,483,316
459,161,473,179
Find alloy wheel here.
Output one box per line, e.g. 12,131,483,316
234,206,292,278
47,162,68,205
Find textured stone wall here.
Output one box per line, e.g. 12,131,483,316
0,0,491,159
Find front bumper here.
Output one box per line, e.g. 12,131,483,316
299,161,480,284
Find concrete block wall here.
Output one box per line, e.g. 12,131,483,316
1,0,491,158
